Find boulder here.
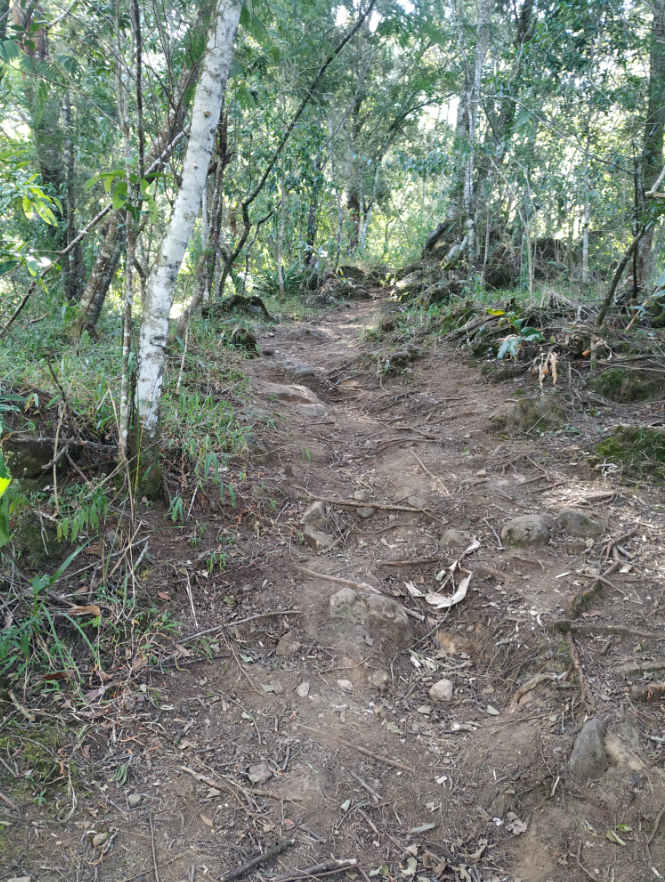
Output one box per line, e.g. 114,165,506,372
328,588,412,650
568,718,609,778
303,525,335,550
301,500,329,530
2,433,56,479
441,529,467,549
429,679,454,702
503,397,565,433
253,380,322,405
500,515,550,547
558,509,604,538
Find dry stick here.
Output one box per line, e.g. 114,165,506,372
219,839,295,882
149,814,161,882
179,609,302,645
271,858,358,882
298,724,414,773
293,565,424,622
349,771,380,804
596,224,649,328
603,526,637,560
575,843,597,882
0,791,18,811
296,488,439,520
567,634,594,711
646,803,665,862
409,448,450,495
376,555,440,567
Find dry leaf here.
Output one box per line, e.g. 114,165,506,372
86,543,102,556
426,573,472,609
406,581,425,598
175,643,192,657
200,814,214,828
68,604,101,617
158,592,171,600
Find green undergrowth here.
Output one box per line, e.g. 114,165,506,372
594,425,665,483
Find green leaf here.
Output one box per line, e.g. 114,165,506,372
606,830,626,846
0,260,19,276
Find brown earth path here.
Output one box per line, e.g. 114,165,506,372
5,292,665,882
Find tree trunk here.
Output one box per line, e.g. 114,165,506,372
75,11,205,330
637,0,665,287
62,94,83,301
134,0,242,496
277,169,287,298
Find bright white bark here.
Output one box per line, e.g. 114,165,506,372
135,0,242,462
463,0,494,263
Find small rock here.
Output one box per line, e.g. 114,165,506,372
500,515,550,547
369,670,390,689
301,500,329,530
429,679,454,702
275,633,299,657
128,793,141,808
356,507,375,519
6,877,32,882
380,316,396,333
558,509,604,538
303,524,335,550
248,763,272,785
262,347,275,356
407,496,427,509
245,433,268,462
278,358,317,379
92,833,109,848
296,682,310,698
568,718,609,778
441,528,467,548
353,489,371,501
337,679,354,692
296,403,327,417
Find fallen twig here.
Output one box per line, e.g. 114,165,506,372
567,634,594,711
409,448,450,495
603,526,637,560
576,842,597,882
295,487,434,516
298,724,414,772
376,555,440,567
219,839,295,882
149,814,161,882
646,803,665,863
179,609,302,645
350,770,380,804
271,858,358,882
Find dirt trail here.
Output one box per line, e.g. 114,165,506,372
6,294,665,882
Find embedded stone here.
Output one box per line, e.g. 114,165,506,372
500,515,550,547
568,718,608,778
558,509,604,538
275,633,299,657
301,500,329,530
303,525,335,550
428,679,454,702
356,507,375,519
248,763,272,785
441,529,467,548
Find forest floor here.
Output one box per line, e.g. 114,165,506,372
4,290,665,882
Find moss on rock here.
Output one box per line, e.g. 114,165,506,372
594,425,665,482
590,368,660,403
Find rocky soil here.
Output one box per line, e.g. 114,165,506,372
4,293,665,882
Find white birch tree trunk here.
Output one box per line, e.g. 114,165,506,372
582,123,591,285
134,0,242,493
463,0,494,265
